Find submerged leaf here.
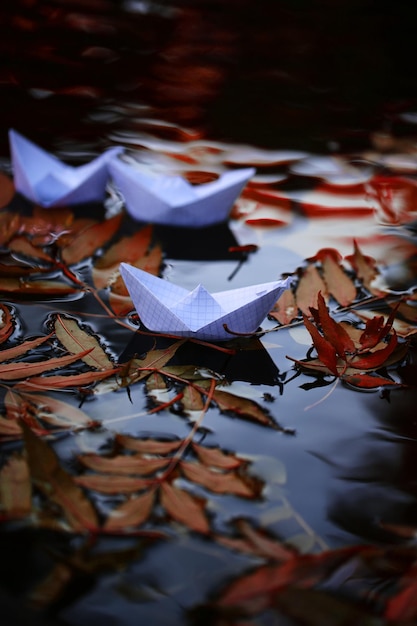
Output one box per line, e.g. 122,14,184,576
104,489,155,530
116,435,181,455
160,481,210,534
78,453,169,476
75,474,149,494
180,460,259,497
21,421,99,531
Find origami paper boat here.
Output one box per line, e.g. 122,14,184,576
9,129,122,207
120,263,290,341
109,157,255,227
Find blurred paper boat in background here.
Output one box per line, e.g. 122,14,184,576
9,129,121,207
120,262,290,342
109,157,255,227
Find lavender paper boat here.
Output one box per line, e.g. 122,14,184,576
9,129,122,207
109,157,255,227
120,263,290,342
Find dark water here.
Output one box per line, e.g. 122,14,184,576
1,2,417,625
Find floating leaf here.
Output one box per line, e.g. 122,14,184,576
15,369,119,391
295,265,328,315
8,236,54,262
0,211,20,246
0,303,14,344
104,489,155,530
0,333,52,363
269,289,298,325
125,340,186,384
0,172,15,209
321,253,357,306
55,315,114,370
75,474,149,494
160,481,210,534
0,348,92,381
0,278,77,297
0,455,31,519
116,434,181,455
191,442,245,470
213,389,278,429
21,421,99,531
78,453,169,476
180,460,259,498
61,213,123,265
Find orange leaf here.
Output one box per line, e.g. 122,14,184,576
116,435,181,455
15,369,119,391
104,489,155,530
61,213,123,264
0,333,52,363
8,236,54,262
295,264,327,315
75,474,149,494
160,481,210,534
0,348,93,381
21,421,99,531
0,415,22,438
269,289,298,325
191,442,245,470
0,278,77,296
78,453,169,476
0,303,14,344
321,253,357,306
213,389,278,429
94,225,153,270
180,460,259,497
0,212,20,246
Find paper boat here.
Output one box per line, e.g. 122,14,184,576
109,157,255,227
9,129,122,207
120,263,290,341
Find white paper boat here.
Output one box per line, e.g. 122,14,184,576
120,263,290,341
9,129,122,207
109,157,255,227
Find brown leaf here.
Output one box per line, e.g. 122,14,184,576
0,211,20,246
55,315,114,370
21,421,99,531
345,240,379,293
104,489,155,530
21,392,98,428
29,563,73,609
160,481,210,534
110,246,163,297
191,442,245,470
15,368,119,391
126,340,187,384
0,455,31,518
61,213,123,265
0,303,14,344
180,460,259,498
0,172,15,209
116,434,181,455
8,236,54,262
181,385,205,412
321,253,357,306
213,389,278,429
295,265,328,315
0,333,52,363
269,289,298,325
0,348,93,381
0,414,22,438
95,225,154,269
78,453,169,476
75,474,149,494
0,277,77,297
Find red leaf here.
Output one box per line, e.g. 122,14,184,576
349,333,399,370
0,349,93,381
315,292,355,356
343,372,399,388
302,314,338,375
0,172,15,209
15,369,119,391
0,333,52,363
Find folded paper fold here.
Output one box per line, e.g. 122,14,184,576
120,263,290,341
9,129,122,207
109,157,255,227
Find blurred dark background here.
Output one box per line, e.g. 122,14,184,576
1,0,417,155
